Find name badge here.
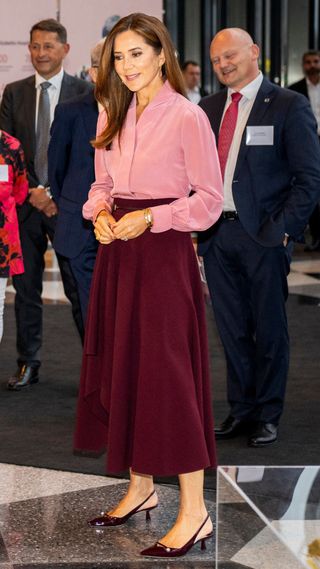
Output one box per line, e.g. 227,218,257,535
246,126,274,145
0,165,9,182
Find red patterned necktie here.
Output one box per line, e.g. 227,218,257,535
218,91,242,180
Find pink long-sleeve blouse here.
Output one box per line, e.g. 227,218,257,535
83,81,223,232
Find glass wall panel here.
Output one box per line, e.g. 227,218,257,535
165,0,319,91
225,0,247,27
287,0,309,85
184,0,201,63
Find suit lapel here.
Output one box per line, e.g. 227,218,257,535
212,90,227,141
82,94,99,141
59,72,74,102
302,78,309,98
24,76,36,155
234,78,276,178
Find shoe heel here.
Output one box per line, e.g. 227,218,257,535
146,510,151,521
199,532,213,551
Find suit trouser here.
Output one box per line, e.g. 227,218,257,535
68,229,98,325
203,219,291,424
0,277,7,343
13,203,84,367
308,203,320,242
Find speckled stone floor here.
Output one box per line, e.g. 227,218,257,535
0,465,215,568
2,464,314,569
2,248,319,569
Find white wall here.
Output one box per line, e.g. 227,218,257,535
0,0,163,98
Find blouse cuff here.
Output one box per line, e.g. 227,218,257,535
150,204,172,233
91,202,107,222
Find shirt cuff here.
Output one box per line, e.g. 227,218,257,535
92,202,109,222
29,185,45,193
150,204,172,233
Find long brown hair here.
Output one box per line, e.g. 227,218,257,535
93,12,186,150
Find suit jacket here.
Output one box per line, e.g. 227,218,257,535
48,90,98,258
200,86,209,98
288,77,309,99
198,77,320,254
0,72,93,188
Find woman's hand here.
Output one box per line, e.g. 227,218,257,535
94,210,116,244
112,210,149,241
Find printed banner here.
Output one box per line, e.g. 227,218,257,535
0,0,57,98
60,0,163,77
0,0,163,98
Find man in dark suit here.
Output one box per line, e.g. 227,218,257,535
0,19,93,390
199,28,320,446
48,41,103,322
182,61,208,103
288,50,320,100
288,50,320,251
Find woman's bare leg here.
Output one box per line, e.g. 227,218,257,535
158,469,212,548
108,469,157,517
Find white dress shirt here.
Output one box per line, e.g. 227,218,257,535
186,87,201,104
306,78,320,135
222,72,264,211
35,68,64,130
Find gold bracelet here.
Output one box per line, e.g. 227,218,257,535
144,207,153,229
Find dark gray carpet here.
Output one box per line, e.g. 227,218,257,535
0,292,319,485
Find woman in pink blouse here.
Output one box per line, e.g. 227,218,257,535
74,13,223,558
0,130,28,342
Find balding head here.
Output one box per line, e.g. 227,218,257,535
214,28,254,46
90,38,105,67
88,38,105,84
210,27,260,90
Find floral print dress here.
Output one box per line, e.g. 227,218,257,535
0,131,28,277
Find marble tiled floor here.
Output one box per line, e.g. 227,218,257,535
289,255,320,301
2,464,316,569
4,246,320,305
0,465,215,568
2,248,319,569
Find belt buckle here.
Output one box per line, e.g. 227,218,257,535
223,210,238,220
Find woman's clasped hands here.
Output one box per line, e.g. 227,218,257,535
94,209,149,244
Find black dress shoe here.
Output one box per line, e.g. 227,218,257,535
248,422,278,447
304,239,320,252
7,365,40,391
214,415,249,440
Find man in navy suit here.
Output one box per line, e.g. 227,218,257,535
199,28,320,446
0,19,93,390
48,41,103,322
288,51,320,251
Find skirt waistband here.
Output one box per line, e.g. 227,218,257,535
113,197,176,211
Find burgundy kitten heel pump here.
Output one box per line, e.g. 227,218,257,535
88,490,158,527
140,514,213,558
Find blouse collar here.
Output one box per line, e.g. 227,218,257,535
129,79,176,111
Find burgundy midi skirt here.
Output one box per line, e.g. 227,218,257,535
74,198,217,476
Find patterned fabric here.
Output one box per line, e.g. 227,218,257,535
218,92,242,180
0,131,28,277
